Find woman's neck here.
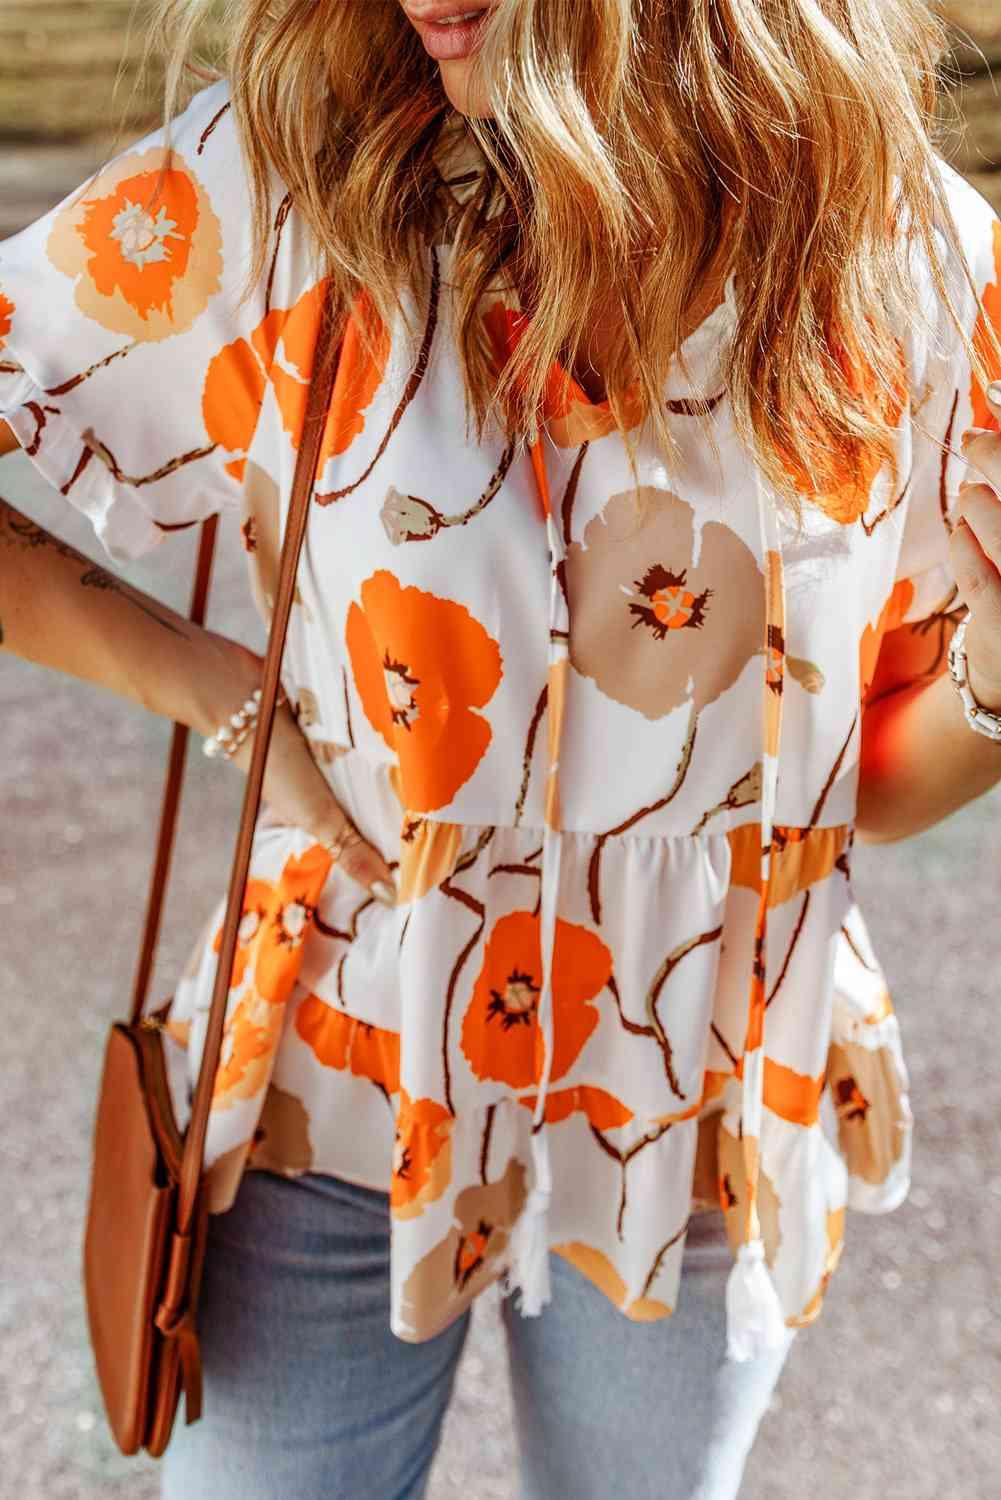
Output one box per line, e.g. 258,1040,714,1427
563,261,731,405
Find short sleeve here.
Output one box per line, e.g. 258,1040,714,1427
0,79,265,563
893,160,1001,625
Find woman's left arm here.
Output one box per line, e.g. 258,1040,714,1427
857,386,1001,843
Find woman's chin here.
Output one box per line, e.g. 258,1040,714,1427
439,61,493,119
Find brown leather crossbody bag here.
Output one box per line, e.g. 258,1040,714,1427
82,301,340,1458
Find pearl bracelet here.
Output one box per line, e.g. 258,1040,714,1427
202,687,288,761
202,689,262,760
947,612,1001,743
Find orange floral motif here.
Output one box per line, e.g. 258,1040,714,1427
971,217,1001,432
552,1242,673,1322
270,279,390,477
566,487,765,719
775,336,908,524
201,281,389,484
294,994,401,1093
0,289,12,349
254,845,333,1005
46,148,223,341
391,1088,454,1220
461,911,613,1089
202,334,270,483
481,300,646,447
858,577,915,707
212,878,274,992
727,822,850,907
346,570,503,812
517,1084,633,1129
212,993,284,1109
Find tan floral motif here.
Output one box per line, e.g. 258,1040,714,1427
398,1156,527,1337
787,656,826,694
397,817,464,902
380,488,442,544
566,487,764,718
250,1084,314,1175
825,1039,907,1186
46,147,223,341
240,460,282,616
716,1119,783,1266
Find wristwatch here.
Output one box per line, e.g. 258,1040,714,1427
947,612,1001,742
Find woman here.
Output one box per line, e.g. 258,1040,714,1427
2,1,1001,1495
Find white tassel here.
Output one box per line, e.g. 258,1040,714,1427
724,1237,789,1362
505,1187,552,1316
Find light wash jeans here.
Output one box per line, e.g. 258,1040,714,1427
160,1167,798,1500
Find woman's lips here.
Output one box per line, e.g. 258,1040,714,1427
411,10,490,62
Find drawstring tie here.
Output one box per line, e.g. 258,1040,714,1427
505,429,566,1315
724,376,790,1360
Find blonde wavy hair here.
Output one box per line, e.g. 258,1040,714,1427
149,0,998,517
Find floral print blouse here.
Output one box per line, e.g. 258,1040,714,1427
2,80,1000,1355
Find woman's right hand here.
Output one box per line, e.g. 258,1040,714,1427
222,644,397,906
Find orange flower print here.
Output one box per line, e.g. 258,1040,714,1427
566,487,765,719
481,300,645,447
254,845,332,1005
398,1156,527,1338
346,571,503,812
390,1089,454,1221
46,148,223,341
201,282,388,484
858,577,915,707
775,336,907,524
0,289,12,350
727,822,849,908
212,993,284,1110
517,1084,633,1129
202,334,271,484
461,911,613,1089
269,279,390,477
212,878,274,992
295,994,401,1095
552,1242,672,1321
971,217,1001,433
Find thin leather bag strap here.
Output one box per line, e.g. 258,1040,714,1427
177,292,341,1235
129,515,219,1028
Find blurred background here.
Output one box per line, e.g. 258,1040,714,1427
1,4,999,1498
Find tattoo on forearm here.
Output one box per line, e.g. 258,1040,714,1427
0,499,189,638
